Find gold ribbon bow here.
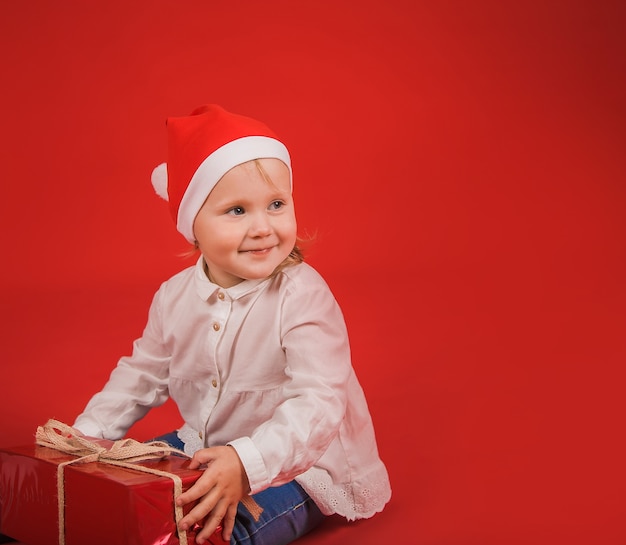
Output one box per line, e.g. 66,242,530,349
36,419,192,545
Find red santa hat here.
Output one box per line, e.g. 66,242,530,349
151,104,292,242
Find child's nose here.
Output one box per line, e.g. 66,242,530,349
249,212,272,237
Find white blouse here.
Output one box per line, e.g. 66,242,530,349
74,257,391,520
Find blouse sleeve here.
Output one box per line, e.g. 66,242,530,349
229,269,352,493
73,285,171,439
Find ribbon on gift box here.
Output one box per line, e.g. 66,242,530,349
36,419,191,545
35,419,263,545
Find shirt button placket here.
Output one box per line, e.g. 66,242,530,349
203,290,229,439
211,292,228,389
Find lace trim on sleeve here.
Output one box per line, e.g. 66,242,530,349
296,465,391,521
177,423,204,456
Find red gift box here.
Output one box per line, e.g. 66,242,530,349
0,443,203,545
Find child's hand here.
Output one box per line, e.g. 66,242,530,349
176,445,250,544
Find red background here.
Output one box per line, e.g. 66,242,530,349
1,1,625,544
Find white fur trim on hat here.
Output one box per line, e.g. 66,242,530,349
151,163,169,201
177,135,291,243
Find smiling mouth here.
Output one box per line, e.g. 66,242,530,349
241,247,273,255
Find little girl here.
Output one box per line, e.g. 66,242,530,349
73,104,391,545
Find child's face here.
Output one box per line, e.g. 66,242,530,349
193,158,297,288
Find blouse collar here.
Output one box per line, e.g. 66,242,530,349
193,256,267,301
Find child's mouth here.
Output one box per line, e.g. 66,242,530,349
242,247,273,255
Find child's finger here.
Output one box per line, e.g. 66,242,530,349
189,447,219,468
178,489,219,531
194,499,229,544
220,503,239,542
177,468,218,506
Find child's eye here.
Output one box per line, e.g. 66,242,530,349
227,206,245,216
269,201,284,210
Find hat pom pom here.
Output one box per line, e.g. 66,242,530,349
151,163,169,201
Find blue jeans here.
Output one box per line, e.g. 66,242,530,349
153,432,325,545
